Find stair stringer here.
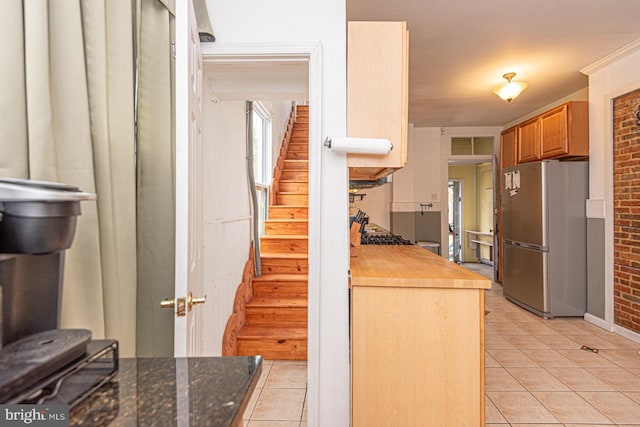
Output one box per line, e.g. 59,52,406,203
221,241,256,356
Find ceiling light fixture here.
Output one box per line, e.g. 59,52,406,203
493,72,528,102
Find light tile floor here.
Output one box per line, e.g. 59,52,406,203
243,360,307,427
243,263,640,426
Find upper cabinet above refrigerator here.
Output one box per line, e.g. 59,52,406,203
347,21,409,181
503,101,589,166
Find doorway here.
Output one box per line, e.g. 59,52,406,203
199,43,334,425
448,180,462,263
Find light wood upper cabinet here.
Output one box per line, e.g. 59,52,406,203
517,116,541,163
540,101,589,159
347,21,409,180
500,126,518,170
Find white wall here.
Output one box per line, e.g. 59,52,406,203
201,99,252,356
205,2,348,425
582,40,640,331
392,125,442,211
351,183,392,230
415,127,444,205
262,100,294,176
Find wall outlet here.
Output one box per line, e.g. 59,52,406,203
431,193,438,201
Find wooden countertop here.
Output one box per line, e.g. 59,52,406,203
350,245,492,289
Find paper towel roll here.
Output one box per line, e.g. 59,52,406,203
325,137,393,154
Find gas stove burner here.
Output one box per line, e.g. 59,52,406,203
360,234,414,246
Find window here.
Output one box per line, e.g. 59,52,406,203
451,137,493,156
251,102,272,235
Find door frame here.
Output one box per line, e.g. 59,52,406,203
200,41,323,424
440,127,502,269
448,179,463,263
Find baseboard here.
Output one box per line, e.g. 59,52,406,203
583,313,614,332
614,324,640,345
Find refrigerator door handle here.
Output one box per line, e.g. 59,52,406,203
504,239,547,251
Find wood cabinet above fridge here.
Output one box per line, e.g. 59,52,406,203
506,101,589,165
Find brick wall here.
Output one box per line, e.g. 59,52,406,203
613,88,640,332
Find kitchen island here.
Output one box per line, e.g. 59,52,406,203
350,245,491,426
70,356,261,426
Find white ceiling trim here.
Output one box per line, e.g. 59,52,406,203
581,37,640,76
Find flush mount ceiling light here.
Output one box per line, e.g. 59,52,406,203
493,72,528,102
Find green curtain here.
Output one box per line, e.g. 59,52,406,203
0,0,137,356
135,0,176,356
0,0,179,357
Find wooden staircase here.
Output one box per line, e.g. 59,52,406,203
236,105,309,360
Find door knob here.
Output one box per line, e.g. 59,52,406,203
188,293,206,311
161,293,206,317
160,298,176,309
161,297,187,316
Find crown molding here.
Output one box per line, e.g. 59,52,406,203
581,37,640,75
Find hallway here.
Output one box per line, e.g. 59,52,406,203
243,262,640,426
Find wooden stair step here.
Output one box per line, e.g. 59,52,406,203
247,296,307,308
283,160,309,170
261,253,308,274
276,193,308,205
278,180,308,192
253,273,308,282
281,170,308,180
238,324,307,339
265,219,308,235
268,205,308,219
253,274,308,297
261,235,308,254
291,131,308,137
285,151,308,160
287,142,308,151
237,325,307,360
246,297,307,326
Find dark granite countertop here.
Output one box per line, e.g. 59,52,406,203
70,356,262,427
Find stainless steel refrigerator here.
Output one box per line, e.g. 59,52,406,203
501,160,588,318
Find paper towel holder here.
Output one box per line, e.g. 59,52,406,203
323,137,393,154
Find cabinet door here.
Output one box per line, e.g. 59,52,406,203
540,104,568,158
352,286,483,426
347,21,408,175
518,117,540,163
500,127,517,170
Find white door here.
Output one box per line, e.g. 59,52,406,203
448,180,463,263
173,0,205,357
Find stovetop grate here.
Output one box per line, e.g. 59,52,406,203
360,234,414,245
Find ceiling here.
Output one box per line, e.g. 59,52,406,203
347,0,640,127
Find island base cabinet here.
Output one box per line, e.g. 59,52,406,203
351,286,485,427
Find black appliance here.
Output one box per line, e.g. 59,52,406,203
360,234,413,245
0,178,117,406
